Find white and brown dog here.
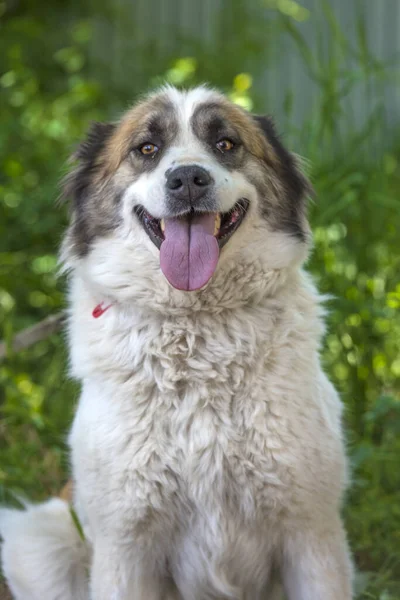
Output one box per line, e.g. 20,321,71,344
0,86,353,599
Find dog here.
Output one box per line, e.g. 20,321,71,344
0,85,353,599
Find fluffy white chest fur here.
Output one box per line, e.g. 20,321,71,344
67,268,349,599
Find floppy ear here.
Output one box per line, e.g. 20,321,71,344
252,115,313,241
60,121,119,260
74,121,116,163
62,121,116,206
253,115,313,204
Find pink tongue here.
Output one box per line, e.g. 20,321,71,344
160,213,219,291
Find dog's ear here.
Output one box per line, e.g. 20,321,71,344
253,115,313,203
60,121,120,260
61,121,116,205
74,121,116,163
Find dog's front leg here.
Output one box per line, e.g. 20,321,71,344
281,517,353,600
90,538,163,600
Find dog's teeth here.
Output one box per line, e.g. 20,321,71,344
160,219,165,233
214,214,221,236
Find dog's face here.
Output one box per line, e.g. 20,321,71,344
62,86,311,306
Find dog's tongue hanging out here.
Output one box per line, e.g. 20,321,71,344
160,213,219,291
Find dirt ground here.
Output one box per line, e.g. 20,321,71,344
0,581,12,600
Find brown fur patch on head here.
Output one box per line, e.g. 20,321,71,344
216,100,280,166
101,93,176,176
193,98,278,166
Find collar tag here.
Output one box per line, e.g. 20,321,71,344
92,302,112,318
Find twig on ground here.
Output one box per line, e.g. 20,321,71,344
0,312,66,361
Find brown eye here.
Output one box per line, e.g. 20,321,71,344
139,143,159,156
216,139,234,152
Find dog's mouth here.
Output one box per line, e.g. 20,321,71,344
134,199,249,291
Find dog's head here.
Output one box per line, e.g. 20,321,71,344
62,86,312,309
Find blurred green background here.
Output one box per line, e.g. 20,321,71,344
0,0,399,598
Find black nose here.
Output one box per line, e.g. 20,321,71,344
166,165,213,206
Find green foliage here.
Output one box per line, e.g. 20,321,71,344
0,8,104,503
1,2,399,598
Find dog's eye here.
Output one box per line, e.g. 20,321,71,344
216,139,234,153
139,143,159,156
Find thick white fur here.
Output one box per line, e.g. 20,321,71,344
0,87,353,599
0,499,88,600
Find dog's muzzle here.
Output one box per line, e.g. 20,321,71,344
165,165,215,214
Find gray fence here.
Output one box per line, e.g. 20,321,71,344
89,0,400,148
